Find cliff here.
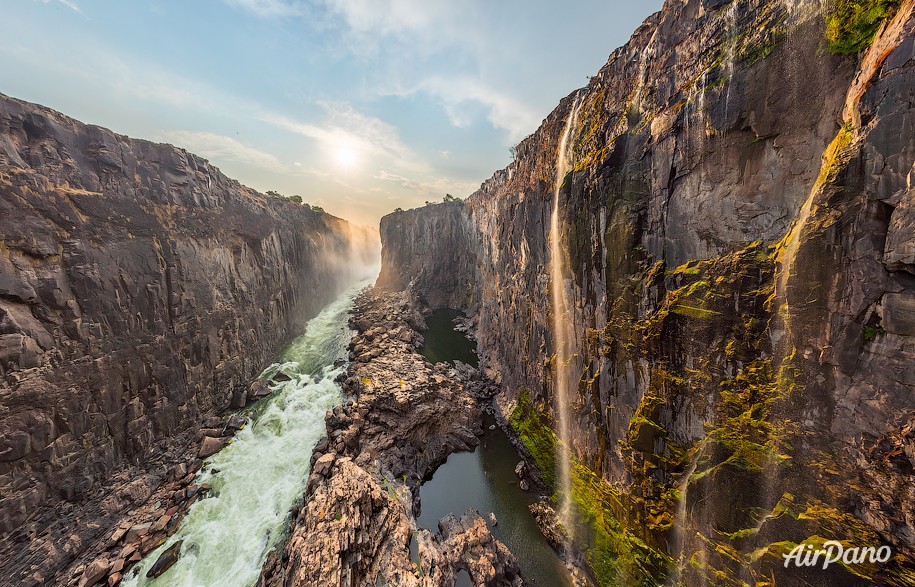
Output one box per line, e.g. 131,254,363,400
378,0,915,585
377,201,479,310
0,94,376,581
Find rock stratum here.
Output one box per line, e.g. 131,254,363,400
378,0,915,585
0,93,377,584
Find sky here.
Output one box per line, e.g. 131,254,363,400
1,0,663,227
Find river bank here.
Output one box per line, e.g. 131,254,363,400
259,288,524,586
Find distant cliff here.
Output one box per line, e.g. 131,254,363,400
0,93,376,577
377,201,478,310
379,0,915,585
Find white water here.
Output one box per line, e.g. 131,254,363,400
549,95,583,538
121,281,369,587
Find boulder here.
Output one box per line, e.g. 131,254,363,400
146,540,183,578
198,436,229,459
77,557,109,587
247,379,272,401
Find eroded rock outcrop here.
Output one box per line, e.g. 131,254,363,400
260,289,523,587
0,93,376,585
378,0,915,585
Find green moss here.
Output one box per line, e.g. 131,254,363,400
671,304,721,319
863,325,886,341
509,388,557,488
569,462,672,586
825,0,898,54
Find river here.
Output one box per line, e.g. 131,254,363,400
121,282,366,587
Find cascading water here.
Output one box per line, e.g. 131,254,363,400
723,1,738,126
669,443,706,587
549,94,583,539
121,281,370,587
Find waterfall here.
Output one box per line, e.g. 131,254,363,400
549,94,583,539
669,443,706,587
723,1,738,128
120,281,369,587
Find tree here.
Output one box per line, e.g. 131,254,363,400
443,194,462,203
288,195,303,204
312,205,325,212
394,207,404,212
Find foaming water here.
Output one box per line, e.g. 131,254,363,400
549,94,583,538
121,281,369,587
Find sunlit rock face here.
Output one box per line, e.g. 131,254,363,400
379,0,915,584
0,93,375,579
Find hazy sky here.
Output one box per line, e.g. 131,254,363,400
2,0,662,226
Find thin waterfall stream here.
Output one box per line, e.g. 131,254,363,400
549,94,583,538
121,281,369,587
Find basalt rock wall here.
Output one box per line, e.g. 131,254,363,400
0,94,375,546
379,0,915,584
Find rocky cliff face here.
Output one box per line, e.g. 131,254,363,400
377,201,479,310
379,0,915,585
0,94,376,578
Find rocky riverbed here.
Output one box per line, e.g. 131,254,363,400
259,288,525,587
11,401,267,587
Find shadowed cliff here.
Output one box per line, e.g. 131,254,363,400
0,93,378,584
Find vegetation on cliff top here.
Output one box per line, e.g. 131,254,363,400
825,0,899,54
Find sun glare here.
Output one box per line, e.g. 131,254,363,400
334,146,358,169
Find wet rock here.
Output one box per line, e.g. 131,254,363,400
529,502,566,549
229,385,247,409
125,523,152,543
312,452,336,477
198,436,229,458
146,540,183,578
247,379,272,402
77,557,109,587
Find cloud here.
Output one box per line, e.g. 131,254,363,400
319,1,538,143
260,102,424,172
406,77,541,143
322,0,460,37
158,131,287,173
33,0,81,13
376,170,477,198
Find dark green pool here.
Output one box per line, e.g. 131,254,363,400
417,309,571,587
419,309,479,367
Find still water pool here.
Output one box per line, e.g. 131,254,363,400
417,309,571,587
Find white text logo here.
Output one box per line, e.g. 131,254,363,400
783,541,892,569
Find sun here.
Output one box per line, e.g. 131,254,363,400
334,146,358,169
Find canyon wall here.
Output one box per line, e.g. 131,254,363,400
379,0,915,585
0,93,375,567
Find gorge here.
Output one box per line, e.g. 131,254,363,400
2,0,915,586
